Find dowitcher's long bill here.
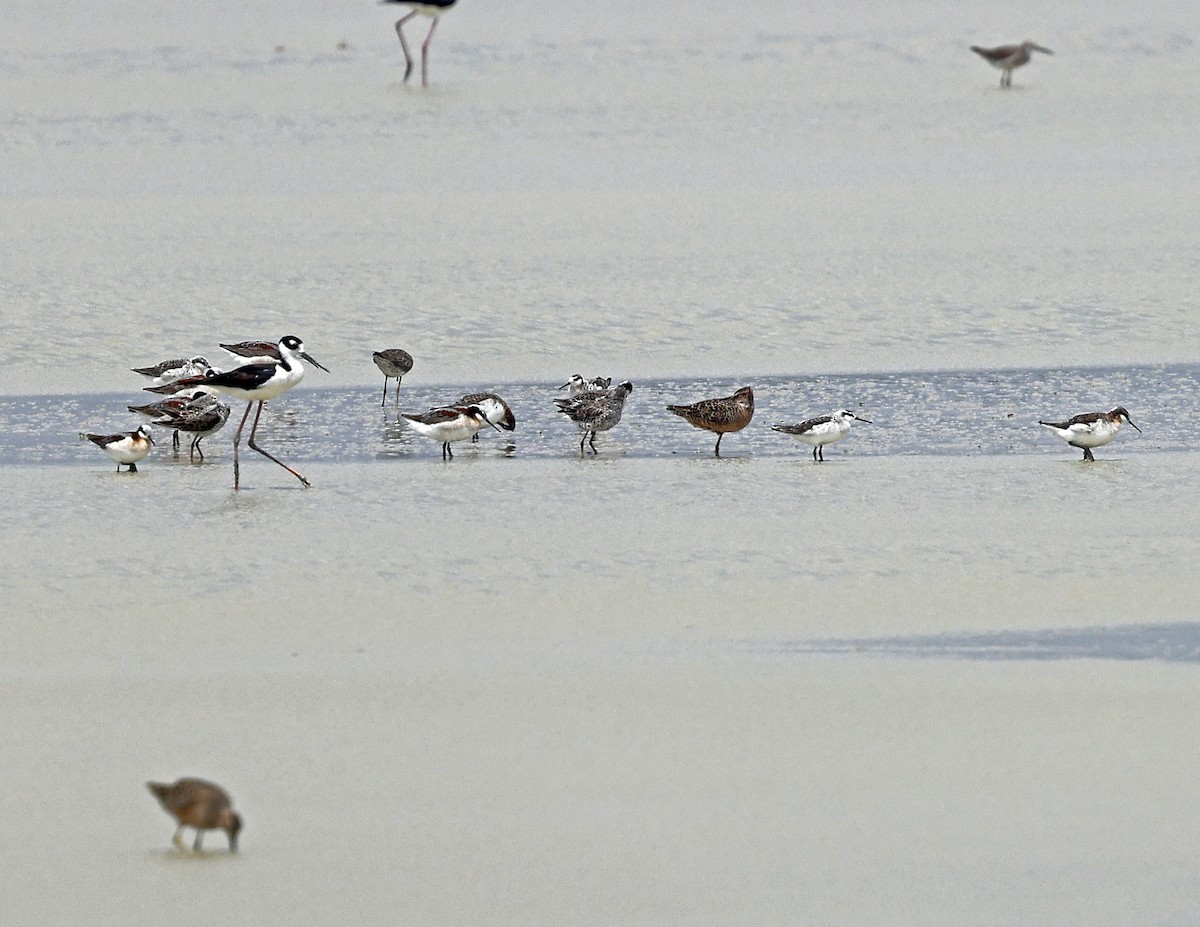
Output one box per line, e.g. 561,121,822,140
970,40,1053,88
147,778,242,853
173,335,326,491
555,381,633,456
1038,406,1140,461
372,348,414,410
380,0,458,87
665,386,754,456
772,409,872,461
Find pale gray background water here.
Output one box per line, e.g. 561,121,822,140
3,0,1199,923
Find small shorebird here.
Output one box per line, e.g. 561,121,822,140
129,391,207,451
1038,406,1140,461
558,374,612,397
666,387,755,456
402,404,500,459
380,0,458,87
173,335,327,491
457,392,517,439
555,381,634,455
772,409,872,461
130,356,211,386
80,425,155,472
372,349,414,409
970,41,1053,88
142,371,222,397
146,778,241,853
156,396,232,462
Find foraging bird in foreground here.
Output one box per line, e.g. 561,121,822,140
772,409,873,461
380,0,458,87
80,425,154,472
970,41,1053,88
146,778,241,852
155,396,232,462
1038,406,1141,461
665,387,755,456
402,404,500,459
372,349,414,410
172,335,327,491
555,381,634,456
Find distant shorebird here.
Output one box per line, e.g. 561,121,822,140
970,41,1053,88
146,778,241,853
173,336,327,491
80,425,155,473
402,404,499,459
772,409,872,461
1038,406,1140,461
130,356,211,386
666,387,755,456
557,374,610,397
129,391,208,451
380,0,458,87
556,381,634,455
372,349,414,409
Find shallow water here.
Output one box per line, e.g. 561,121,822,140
5,0,1200,922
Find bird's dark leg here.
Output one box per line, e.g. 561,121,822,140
588,432,598,455
818,446,825,462
127,462,137,473
191,436,203,462
421,17,438,88
232,400,254,492
172,429,180,454
394,376,402,408
193,830,203,852
248,401,312,488
395,12,418,82
1083,448,1094,461
380,377,388,407
812,446,818,462
714,433,723,457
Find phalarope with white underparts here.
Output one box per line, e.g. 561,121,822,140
772,409,872,461
1038,406,1140,461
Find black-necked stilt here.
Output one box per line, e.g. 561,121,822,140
130,356,212,386
380,0,457,87
772,409,873,461
666,387,755,457
372,349,414,409
970,41,1053,88
146,778,242,853
1038,406,1140,461
80,425,155,472
175,335,327,490
555,381,634,456
401,404,500,459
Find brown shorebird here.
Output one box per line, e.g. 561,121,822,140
147,778,242,852
372,349,414,410
772,409,872,461
970,41,1053,88
666,387,754,456
380,0,458,87
1038,406,1140,461
555,381,634,456
80,426,155,472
